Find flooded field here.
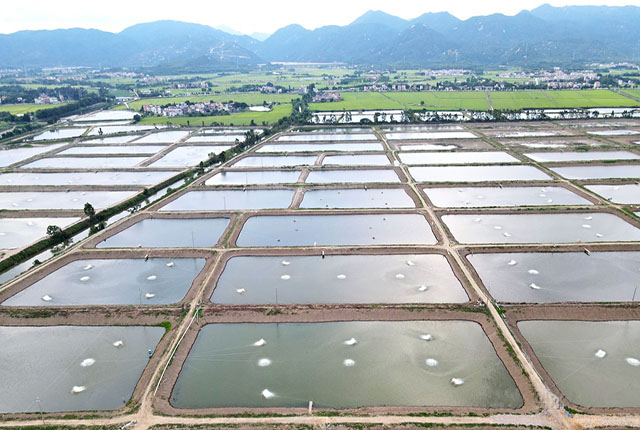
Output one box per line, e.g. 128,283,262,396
159,190,295,211
232,155,317,167
399,152,519,165
519,321,640,407
300,188,414,209
322,154,390,166
525,151,640,162
149,146,232,168
468,251,640,302
257,143,384,153
0,191,134,210
551,165,640,179
22,156,147,169
409,166,550,182
442,213,640,243
425,186,589,208
0,325,163,413
171,321,521,409
212,254,466,304
0,144,65,167
3,257,205,306
0,217,78,250
305,169,401,184
96,218,228,248
586,184,640,204
236,214,436,247
205,170,301,185
0,171,174,186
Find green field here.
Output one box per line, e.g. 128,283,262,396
621,89,640,98
124,93,297,112
0,103,69,115
490,90,640,109
137,103,291,126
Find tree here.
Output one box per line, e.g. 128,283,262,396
83,202,95,218
133,114,141,123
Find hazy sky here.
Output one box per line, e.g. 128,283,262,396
2,0,639,35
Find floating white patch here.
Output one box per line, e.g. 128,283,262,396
474,218,482,223
425,358,438,367
344,338,358,346
261,389,275,399
529,283,541,290
236,288,246,295
418,285,428,292
595,349,607,359
145,293,155,299
395,273,405,279
584,216,593,220
281,260,290,266
83,264,93,271
280,274,291,280
80,358,96,367
595,233,604,238
547,199,553,203
450,378,464,386
71,386,86,394
503,232,511,237
343,359,356,367
406,260,415,266
507,260,517,266
420,334,433,341
337,274,347,280
80,276,90,282
113,340,124,348
253,338,267,347
41,295,53,302
626,357,640,367
528,269,539,275
582,224,592,229
258,358,272,367
493,225,502,230
166,262,175,267
147,275,157,281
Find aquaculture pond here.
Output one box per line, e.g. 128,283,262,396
96,218,229,248
305,169,401,184
3,257,205,306
586,184,640,204
22,156,147,169
0,217,78,250
186,135,243,143
551,165,640,180
518,321,640,408
232,155,317,168
236,214,436,247
31,128,86,141
159,190,295,211
525,151,640,162
87,125,158,135
385,131,477,140
0,191,135,211
149,146,232,168
424,186,590,208
0,171,174,186
205,170,301,185
171,321,521,409
133,130,190,143
212,254,467,304
278,133,378,141
82,136,141,144
442,213,640,244
322,154,390,166
257,143,384,153
399,151,519,165
59,145,166,155
468,251,640,302
300,188,414,209
0,144,65,167
0,325,164,413
409,166,550,182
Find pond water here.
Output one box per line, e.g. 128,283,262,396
159,190,295,211
186,135,243,143
0,217,78,250
149,146,231,168
300,188,414,209
237,214,436,247
551,165,640,180
525,151,640,162
425,186,591,208
31,128,86,141
305,169,400,184
82,136,142,144
0,325,163,413
519,321,640,407
301,127,372,133
212,254,467,304
410,166,550,182
60,145,166,155
442,213,640,244
257,143,384,153
385,132,477,140
469,251,640,303
586,184,640,204
87,125,158,136
493,131,559,138
3,257,205,306
232,155,317,168
134,130,190,143
171,321,521,409
322,154,390,166
278,133,378,141
0,191,134,211
76,110,136,122
0,143,65,167
398,143,459,151
587,129,640,136
205,170,301,185
399,152,519,165
0,171,174,186
22,156,147,169
96,218,229,248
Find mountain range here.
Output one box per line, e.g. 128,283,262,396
1,4,640,70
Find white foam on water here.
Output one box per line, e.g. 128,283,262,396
261,389,275,399
147,275,157,281
450,378,464,386
474,218,481,223
344,338,358,346
539,194,546,198
582,224,592,229
425,358,439,367
395,273,405,279
418,285,428,292
113,340,124,348
71,386,86,394
528,269,539,275
337,274,347,280
626,357,640,366
83,264,93,271
145,293,155,299
41,295,53,302
80,358,96,367
547,199,553,203
503,232,511,237
280,274,291,280
595,233,604,238
507,260,518,266
281,260,290,266
406,260,415,266
258,358,272,367
236,288,246,294
253,338,267,347
529,283,541,290
166,262,175,267
493,225,502,230
343,359,356,367
595,349,607,359
80,276,90,282
420,334,433,341
585,216,593,220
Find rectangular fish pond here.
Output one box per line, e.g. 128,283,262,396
322,154,390,166
21,156,147,169
170,321,522,409
425,186,591,208
232,155,317,168
385,131,477,140
205,170,301,185
96,218,229,248
212,254,467,304
257,143,384,153
305,169,401,184
300,188,415,209
59,145,166,155
518,321,640,408
0,191,135,211
585,184,640,204
0,144,65,167
0,217,79,250
236,214,436,247
525,151,640,162
159,190,295,211
2,257,205,306
551,165,640,180
0,171,175,186
0,325,164,413
442,213,640,244
468,251,640,303
409,166,550,182
399,151,519,165
277,133,378,141
149,146,232,168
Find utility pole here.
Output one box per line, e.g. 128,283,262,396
35,397,45,425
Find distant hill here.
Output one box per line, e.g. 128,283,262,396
1,5,640,69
